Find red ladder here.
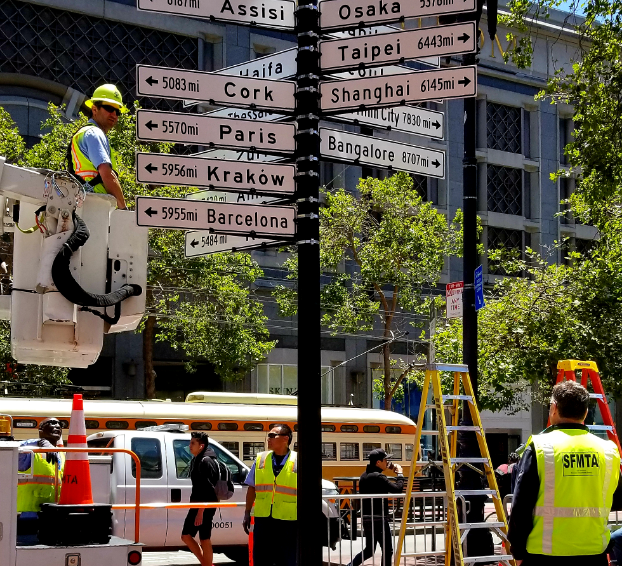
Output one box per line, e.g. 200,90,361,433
548,359,622,456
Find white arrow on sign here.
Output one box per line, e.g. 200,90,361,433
185,230,279,257
320,65,477,113
319,0,477,31
136,109,296,155
135,153,295,195
331,105,444,140
320,128,445,178
137,0,296,30
319,22,476,72
136,196,296,237
136,65,296,112
186,189,280,204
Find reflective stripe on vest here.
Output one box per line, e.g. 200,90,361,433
525,429,620,556
70,124,118,193
254,450,297,521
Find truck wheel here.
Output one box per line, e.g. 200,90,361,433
224,548,250,565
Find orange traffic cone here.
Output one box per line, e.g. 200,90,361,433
59,394,93,505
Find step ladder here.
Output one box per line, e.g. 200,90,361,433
549,360,622,455
395,363,515,566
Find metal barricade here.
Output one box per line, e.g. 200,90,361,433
323,491,448,566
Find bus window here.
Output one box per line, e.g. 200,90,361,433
385,426,401,434
363,425,380,433
386,443,402,460
363,443,381,459
221,441,240,457
243,442,265,461
321,424,336,432
405,444,414,461
340,443,360,461
322,443,337,460
106,420,129,430
131,437,163,479
218,423,239,431
191,422,212,430
341,425,358,433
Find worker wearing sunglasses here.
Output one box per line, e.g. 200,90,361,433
67,84,128,209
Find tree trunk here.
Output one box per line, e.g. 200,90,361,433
383,340,392,410
144,315,156,399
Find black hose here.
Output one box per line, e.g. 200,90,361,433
51,212,142,325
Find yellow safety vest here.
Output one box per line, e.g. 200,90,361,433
254,450,298,521
17,452,65,512
526,428,620,556
69,124,119,194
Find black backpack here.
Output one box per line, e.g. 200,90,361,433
213,458,235,501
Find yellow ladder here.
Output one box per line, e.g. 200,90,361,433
395,363,515,565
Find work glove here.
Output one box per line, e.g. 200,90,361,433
38,438,59,466
243,511,252,535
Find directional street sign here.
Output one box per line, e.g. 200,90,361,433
186,189,280,204
204,107,287,122
320,65,477,113
475,265,485,311
319,0,477,31
137,0,296,30
192,148,284,163
320,128,445,178
185,230,278,257
136,196,296,237
136,65,296,112
135,153,296,195
332,105,444,139
136,109,296,155
319,23,476,72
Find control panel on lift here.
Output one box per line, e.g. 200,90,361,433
0,157,147,368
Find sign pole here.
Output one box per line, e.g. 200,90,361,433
295,2,323,566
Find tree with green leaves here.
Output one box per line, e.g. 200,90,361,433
0,103,274,397
275,172,462,409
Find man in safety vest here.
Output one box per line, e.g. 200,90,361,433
17,417,65,534
508,380,622,566
243,423,297,566
68,84,127,210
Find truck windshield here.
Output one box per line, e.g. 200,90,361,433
172,439,247,484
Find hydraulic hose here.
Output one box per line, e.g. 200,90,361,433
51,212,142,325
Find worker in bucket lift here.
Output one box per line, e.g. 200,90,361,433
508,381,622,565
67,84,127,210
16,418,65,536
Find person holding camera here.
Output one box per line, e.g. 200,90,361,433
348,448,404,566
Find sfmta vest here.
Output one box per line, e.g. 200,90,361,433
17,451,65,512
254,450,297,521
526,428,620,556
69,124,119,194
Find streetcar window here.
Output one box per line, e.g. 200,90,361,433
59,420,69,429
340,425,358,433
321,425,336,432
385,426,401,434
221,441,240,457
386,443,403,460
340,443,360,460
322,442,337,460
131,438,162,479
106,420,129,430
135,421,157,429
363,425,380,433
363,443,381,459
191,422,212,431
405,444,414,461
85,420,99,429
13,419,37,428
244,423,264,431
164,421,184,426
243,442,265,461
218,423,239,431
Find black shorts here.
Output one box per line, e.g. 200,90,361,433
181,508,216,540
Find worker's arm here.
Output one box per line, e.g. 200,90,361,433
245,485,256,513
97,163,126,210
507,445,539,562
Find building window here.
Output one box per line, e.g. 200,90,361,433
255,363,342,401
487,227,530,275
559,118,572,165
575,238,595,257
411,174,428,201
487,103,522,154
487,166,523,216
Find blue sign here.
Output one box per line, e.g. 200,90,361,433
474,265,485,311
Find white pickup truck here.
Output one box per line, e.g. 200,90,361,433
87,428,340,563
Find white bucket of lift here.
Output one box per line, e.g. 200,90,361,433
35,229,73,293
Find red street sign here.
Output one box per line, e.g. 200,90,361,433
446,281,464,319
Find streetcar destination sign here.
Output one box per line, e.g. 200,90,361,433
319,23,476,72
319,0,477,31
135,153,295,195
333,105,445,139
137,0,296,31
136,109,296,155
320,128,445,178
136,65,296,112
136,196,296,237
320,65,477,113
185,230,276,257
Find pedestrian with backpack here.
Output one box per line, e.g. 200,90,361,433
181,431,220,566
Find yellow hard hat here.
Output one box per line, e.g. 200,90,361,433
85,84,128,113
